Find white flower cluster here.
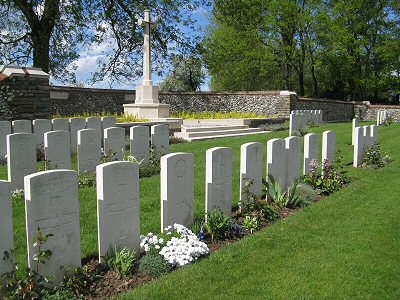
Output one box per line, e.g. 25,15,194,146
140,232,164,253
159,224,209,267
140,224,210,268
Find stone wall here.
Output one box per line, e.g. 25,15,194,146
356,104,400,122
49,87,292,117
293,97,355,121
50,86,135,115
159,91,292,116
0,68,50,120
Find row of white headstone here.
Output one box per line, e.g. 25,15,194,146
0,131,338,284
5,124,170,191
376,110,388,126
353,125,378,167
0,116,116,158
289,110,323,136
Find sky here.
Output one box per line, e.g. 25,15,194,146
53,5,212,91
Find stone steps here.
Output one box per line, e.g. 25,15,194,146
174,126,268,141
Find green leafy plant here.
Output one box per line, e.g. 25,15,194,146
192,217,205,237
243,213,262,234
205,209,232,242
11,189,24,201
101,148,119,163
303,152,349,195
59,265,98,299
263,176,287,208
240,178,280,222
0,228,53,299
78,171,96,188
362,144,391,168
103,246,136,277
285,181,311,208
139,251,172,277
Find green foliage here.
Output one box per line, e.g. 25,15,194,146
171,110,267,119
294,184,321,203
11,189,24,201
263,176,287,208
78,171,96,188
191,217,205,237
101,148,119,163
52,112,148,123
204,0,400,101
0,228,53,299
242,211,264,234
362,144,391,169
241,179,280,221
160,54,206,92
139,252,172,277
205,209,232,242
304,154,350,195
103,246,136,277
0,1,208,84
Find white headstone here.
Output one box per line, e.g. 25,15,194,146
376,111,381,126
322,130,336,163
289,113,297,136
44,131,72,170
206,147,233,216
101,116,116,132
33,119,51,148
151,124,169,159
285,136,301,188
130,126,150,164
77,129,101,174
352,118,358,145
69,118,86,154
51,118,69,132
304,133,319,175
7,133,36,190
370,125,378,145
25,170,81,284
240,142,264,205
12,120,32,133
161,153,194,231
0,180,13,275
86,117,101,131
97,161,140,262
0,121,11,159
363,126,371,148
104,127,125,161
353,126,364,167
267,138,287,190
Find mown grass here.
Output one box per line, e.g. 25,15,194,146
113,122,400,299
3,121,398,299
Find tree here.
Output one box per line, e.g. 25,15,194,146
160,54,206,92
203,0,400,101
0,0,208,84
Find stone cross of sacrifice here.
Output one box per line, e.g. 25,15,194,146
137,10,156,86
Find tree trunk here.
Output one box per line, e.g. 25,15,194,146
31,29,51,73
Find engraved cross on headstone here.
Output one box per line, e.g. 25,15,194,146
137,10,156,86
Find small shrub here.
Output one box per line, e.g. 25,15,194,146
36,145,45,161
170,136,188,144
303,154,349,195
243,212,262,234
295,183,321,203
78,171,96,188
205,209,232,242
285,181,312,208
264,176,286,208
12,189,24,201
61,266,96,299
139,251,172,277
228,221,246,238
103,246,136,277
101,148,120,163
192,217,206,238
0,154,7,165
0,228,53,299
362,144,391,168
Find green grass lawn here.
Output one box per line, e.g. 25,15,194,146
3,121,399,299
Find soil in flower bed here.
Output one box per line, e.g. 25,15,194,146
66,204,319,300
